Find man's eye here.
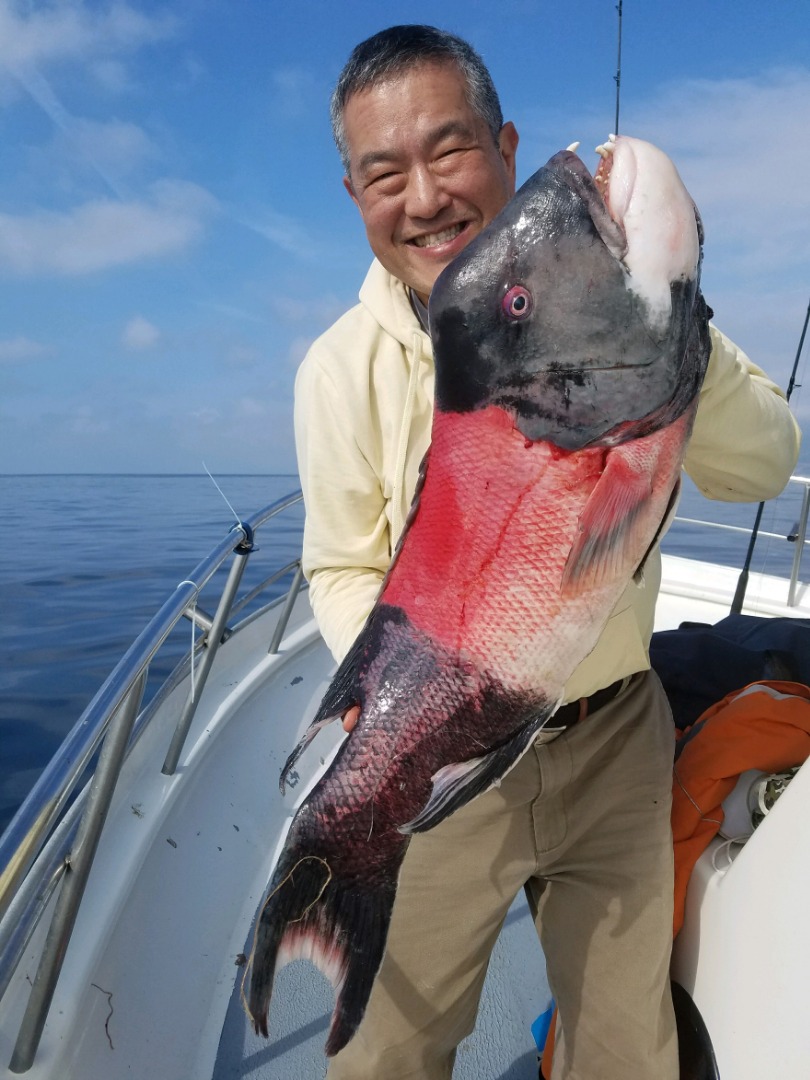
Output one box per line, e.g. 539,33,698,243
368,171,400,189
435,146,470,169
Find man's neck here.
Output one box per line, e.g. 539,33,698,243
409,289,430,333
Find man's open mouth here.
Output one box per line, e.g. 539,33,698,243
409,223,466,249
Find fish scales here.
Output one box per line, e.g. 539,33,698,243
245,135,712,1056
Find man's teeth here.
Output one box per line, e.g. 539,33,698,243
411,224,463,248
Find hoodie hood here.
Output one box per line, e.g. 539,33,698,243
359,259,433,356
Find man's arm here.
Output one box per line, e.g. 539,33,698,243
685,326,801,501
294,344,391,664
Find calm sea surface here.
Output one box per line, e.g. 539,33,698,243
1,470,808,836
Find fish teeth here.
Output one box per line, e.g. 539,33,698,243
566,141,581,153
595,133,618,159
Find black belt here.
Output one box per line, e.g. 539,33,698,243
550,676,629,730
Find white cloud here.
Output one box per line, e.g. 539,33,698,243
238,397,268,417
268,292,354,333
0,179,217,276
270,67,318,121
225,344,263,369
189,407,220,426
0,0,175,73
237,207,323,261
89,58,132,93
24,115,160,196
286,335,316,368
0,336,49,363
68,117,157,176
626,69,810,280
9,65,160,197
70,405,110,435
122,316,160,350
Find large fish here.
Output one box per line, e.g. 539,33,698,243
246,135,712,1054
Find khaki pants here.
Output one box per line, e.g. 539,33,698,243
328,670,678,1080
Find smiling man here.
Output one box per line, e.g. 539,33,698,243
293,24,800,1080
339,60,517,303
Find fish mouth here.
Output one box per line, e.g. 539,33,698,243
552,147,628,264
593,135,617,204
408,222,468,249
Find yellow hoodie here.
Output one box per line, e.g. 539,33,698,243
294,259,801,699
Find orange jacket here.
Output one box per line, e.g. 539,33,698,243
672,679,810,935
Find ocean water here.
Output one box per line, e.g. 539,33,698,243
0,475,304,836
1,471,808,837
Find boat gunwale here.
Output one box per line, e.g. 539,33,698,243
0,491,305,1052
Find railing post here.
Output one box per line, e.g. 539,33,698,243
9,670,147,1073
788,483,810,607
161,525,254,775
268,562,305,655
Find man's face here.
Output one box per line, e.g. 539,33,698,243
342,61,519,303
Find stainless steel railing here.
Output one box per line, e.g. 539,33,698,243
669,473,810,608
0,490,304,1071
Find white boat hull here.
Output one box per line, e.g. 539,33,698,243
2,545,809,1078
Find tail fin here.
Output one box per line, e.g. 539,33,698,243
244,851,395,1056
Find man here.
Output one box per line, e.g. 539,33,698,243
294,25,800,1080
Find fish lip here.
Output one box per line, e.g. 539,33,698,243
548,149,628,261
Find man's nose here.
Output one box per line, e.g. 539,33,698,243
404,165,451,219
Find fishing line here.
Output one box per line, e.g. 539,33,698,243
711,835,747,873
673,767,722,829
202,460,242,525
239,855,333,1021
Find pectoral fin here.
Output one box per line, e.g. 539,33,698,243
399,710,553,834
561,450,654,592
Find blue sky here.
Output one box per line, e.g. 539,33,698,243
1,0,809,475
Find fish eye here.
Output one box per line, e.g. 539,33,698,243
502,285,533,319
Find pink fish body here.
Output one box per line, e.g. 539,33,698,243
385,404,694,694
246,135,712,1054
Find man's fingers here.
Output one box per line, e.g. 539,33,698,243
342,705,361,733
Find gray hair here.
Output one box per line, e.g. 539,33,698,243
331,25,504,176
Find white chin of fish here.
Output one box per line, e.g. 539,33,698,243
599,135,700,333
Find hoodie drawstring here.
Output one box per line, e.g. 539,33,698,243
391,332,425,544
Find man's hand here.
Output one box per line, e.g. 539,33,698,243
343,705,361,733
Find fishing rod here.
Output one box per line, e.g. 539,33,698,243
730,294,810,614
614,0,623,135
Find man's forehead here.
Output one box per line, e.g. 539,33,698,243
345,57,467,106
343,63,481,169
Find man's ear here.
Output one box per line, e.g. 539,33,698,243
343,175,360,209
499,121,519,190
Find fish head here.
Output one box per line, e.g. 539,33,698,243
428,135,711,449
